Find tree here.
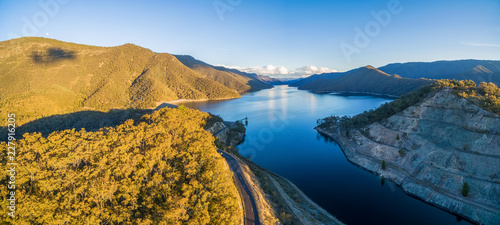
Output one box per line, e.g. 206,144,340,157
1,107,243,224
462,182,470,197
382,161,387,170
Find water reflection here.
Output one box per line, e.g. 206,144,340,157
183,86,474,225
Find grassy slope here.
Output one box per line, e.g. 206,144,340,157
299,66,434,96
174,55,272,93
0,37,240,125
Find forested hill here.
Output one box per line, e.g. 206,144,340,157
378,59,500,85
297,66,433,96
174,55,273,93
289,72,345,87
0,37,241,125
0,107,243,224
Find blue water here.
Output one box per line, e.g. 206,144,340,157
183,85,474,225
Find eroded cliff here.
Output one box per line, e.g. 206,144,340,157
318,88,500,224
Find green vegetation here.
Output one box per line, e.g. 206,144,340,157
226,121,246,145
382,161,387,170
434,79,500,115
317,84,434,129
0,107,242,224
398,149,407,157
462,182,470,197
396,134,400,140
317,79,500,130
203,113,224,130
0,37,241,127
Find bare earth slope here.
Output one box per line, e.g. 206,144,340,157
317,88,500,225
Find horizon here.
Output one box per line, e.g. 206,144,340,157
1,0,499,78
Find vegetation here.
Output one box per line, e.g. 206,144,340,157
0,37,241,127
382,161,387,170
317,79,500,130
174,55,272,93
203,113,224,130
226,121,246,145
0,107,242,224
317,84,434,129
434,79,500,115
462,182,470,197
398,149,406,157
297,66,433,96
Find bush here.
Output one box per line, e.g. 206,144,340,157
382,160,387,170
462,182,470,197
398,149,406,157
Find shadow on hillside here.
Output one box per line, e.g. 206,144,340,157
31,47,77,64
0,109,153,141
155,102,179,110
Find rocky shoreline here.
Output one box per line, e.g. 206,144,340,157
316,89,500,225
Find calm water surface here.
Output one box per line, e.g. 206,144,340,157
184,85,474,225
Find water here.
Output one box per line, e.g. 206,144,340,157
183,85,474,225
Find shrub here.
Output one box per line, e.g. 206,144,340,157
462,182,470,197
382,160,387,170
398,149,406,157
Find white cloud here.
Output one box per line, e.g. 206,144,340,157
294,65,337,76
460,41,500,48
220,65,289,76
216,64,337,78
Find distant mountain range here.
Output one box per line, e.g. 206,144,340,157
293,66,433,97
0,37,273,125
291,59,500,97
174,55,272,93
378,59,500,85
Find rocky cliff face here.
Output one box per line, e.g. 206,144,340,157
318,88,500,225
207,121,245,148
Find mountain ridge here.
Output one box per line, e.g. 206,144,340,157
295,66,433,96
0,37,268,125
378,59,500,85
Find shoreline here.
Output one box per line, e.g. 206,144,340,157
159,97,239,105
303,89,399,98
153,97,240,110
314,127,492,225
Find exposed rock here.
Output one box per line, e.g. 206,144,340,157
206,121,245,148
318,88,500,225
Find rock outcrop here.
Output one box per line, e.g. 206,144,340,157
317,88,500,225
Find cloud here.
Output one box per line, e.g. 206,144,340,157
216,64,337,78
460,42,500,48
220,65,289,76
293,65,337,76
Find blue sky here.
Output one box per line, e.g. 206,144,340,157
1,0,499,77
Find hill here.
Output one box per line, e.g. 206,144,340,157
297,66,433,97
1,107,243,224
316,80,500,224
378,59,500,85
289,72,345,87
0,37,240,125
174,55,273,93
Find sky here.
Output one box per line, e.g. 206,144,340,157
1,0,499,78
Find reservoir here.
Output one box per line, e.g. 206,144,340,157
183,85,474,225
